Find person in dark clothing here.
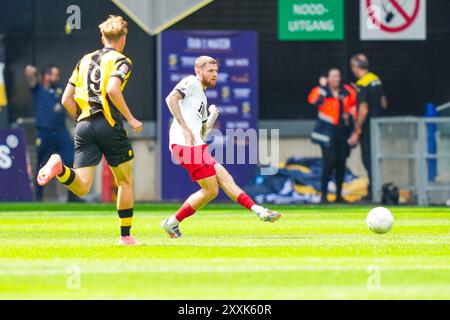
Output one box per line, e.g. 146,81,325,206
348,54,388,201
24,64,78,202
308,68,357,203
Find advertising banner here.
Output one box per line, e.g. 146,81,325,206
159,31,258,200
0,129,33,201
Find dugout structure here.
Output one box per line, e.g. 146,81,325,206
371,117,450,206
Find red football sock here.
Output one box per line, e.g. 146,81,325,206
175,202,196,222
237,193,255,210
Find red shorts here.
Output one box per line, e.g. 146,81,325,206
171,144,217,181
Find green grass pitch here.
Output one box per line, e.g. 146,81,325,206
0,203,448,299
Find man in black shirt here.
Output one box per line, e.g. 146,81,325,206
348,54,388,201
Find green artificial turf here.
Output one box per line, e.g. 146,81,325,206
0,203,448,299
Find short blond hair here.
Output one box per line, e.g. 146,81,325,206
195,56,217,69
99,15,128,42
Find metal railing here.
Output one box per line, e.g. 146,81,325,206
371,117,450,206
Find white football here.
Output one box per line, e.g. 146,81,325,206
366,207,394,234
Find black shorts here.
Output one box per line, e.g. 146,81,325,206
74,113,134,168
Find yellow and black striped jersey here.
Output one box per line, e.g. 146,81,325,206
69,47,132,127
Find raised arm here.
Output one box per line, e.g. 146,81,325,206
24,65,40,89
308,77,328,106
106,77,142,133
165,90,196,146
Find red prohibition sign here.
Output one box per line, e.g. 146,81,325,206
367,0,421,32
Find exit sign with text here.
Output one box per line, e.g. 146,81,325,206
279,0,345,40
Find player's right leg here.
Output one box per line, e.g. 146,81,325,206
38,118,100,197
56,127,80,202
162,174,219,238
37,154,95,197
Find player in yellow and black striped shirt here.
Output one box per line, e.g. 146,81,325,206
37,15,142,246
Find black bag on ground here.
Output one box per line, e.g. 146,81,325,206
382,183,399,205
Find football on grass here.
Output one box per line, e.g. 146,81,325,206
366,207,394,234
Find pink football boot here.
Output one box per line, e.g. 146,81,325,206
37,154,63,186
118,235,139,246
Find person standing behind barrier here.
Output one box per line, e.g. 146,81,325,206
24,64,78,202
308,68,357,204
348,54,388,201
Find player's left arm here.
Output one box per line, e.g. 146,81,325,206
62,61,82,119
201,105,219,141
201,122,208,141
107,77,142,133
107,60,142,133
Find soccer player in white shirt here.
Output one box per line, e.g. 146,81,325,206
161,56,281,238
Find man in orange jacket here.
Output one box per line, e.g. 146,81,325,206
308,68,357,203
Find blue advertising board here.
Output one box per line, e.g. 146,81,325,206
0,128,33,201
159,31,258,200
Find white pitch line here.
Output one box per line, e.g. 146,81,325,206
0,264,449,276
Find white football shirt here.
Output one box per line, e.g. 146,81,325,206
169,75,208,148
